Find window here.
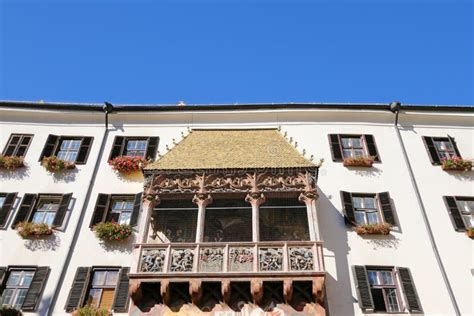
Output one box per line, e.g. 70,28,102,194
422,136,462,165
11,193,72,229
456,199,474,228
2,134,33,157
0,270,35,309
204,198,252,242
0,193,18,228
259,197,310,241
86,270,119,310
109,136,159,161
65,267,129,312
328,134,380,162
39,135,93,164
367,269,401,312
444,196,474,231
0,266,49,311
31,197,60,226
89,193,141,228
352,195,379,225
341,191,397,227
152,199,197,243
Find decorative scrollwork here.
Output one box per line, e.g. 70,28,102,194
259,247,283,271
140,248,166,272
199,248,224,272
170,248,194,272
229,247,254,272
289,247,314,271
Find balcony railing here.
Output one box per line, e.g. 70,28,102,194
131,241,324,278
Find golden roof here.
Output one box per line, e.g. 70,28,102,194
145,129,316,170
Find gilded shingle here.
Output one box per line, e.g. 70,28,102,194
145,129,316,170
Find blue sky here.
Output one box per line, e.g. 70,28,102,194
0,0,472,105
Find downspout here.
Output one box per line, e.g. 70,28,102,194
47,102,114,316
389,102,460,316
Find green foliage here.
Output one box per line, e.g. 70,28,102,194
0,305,22,316
16,221,53,238
93,221,133,241
356,223,391,235
41,156,75,172
0,155,24,170
73,306,110,316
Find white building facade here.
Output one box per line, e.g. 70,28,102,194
0,101,472,316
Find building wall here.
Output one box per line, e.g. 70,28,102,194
0,106,472,316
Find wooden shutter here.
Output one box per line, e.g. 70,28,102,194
0,267,7,289
447,135,462,158
109,136,126,160
353,266,374,310
65,267,91,312
0,192,17,228
22,267,50,311
340,191,355,225
52,193,72,227
328,134,343,161
443,196,466,231
3,135,21,156
130,193,142,226
363,135,380,162
11,194,37,228
15,135,33,157
145,137,159,160
422,137,441,165
90,194,111,228
75,137,94,164
112,267,130,312
397,267,422,313
39,135,59,161
377,192,396,226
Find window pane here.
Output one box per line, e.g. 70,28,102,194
0,197,5,208
99,289,115,309
105,271,119,286
352,197,363,209
87,289,101,308
363,197,376,209
154,206,198,243
341,138,350,148
371,288,387,312
32,212,46,224
385,288,400,312
0,289,15,306
354,211,365,225
434,141,446,151
20,271,35,287
44,212,56,226
92,271,107,286
352,138,362,148
366,212,379,225
353,149,364,157
13,289,28,309
204,208,252,242
380,271,394,285
462,215,473,228
367,270,378,285
6,272,21,286
342,149,352,158
260,207,309,241
118,212,131,225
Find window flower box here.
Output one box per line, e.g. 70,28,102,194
16,221,53,239
41,156,75,172
343,156,375,167
0,305,22,316
466,228,474,239
93,221,133,242
0,155,25,170
72,306,110,316
108,155,148,174
441,156,472,171
356,223,391,235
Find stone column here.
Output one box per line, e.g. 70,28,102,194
299,190,319,240
193,193,213,243
245,192,266,242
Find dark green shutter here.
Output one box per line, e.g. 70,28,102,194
397,267,422,313
422,137,441,165
341,191,355,225
145,137,159,160
22,267,50,311
75,137,94,164
15,135,33,157
447,135,462,158
112,267,130,312
443,196,466,231
39,135,59,161
130,193,142,226
328,134,343,161
65,267,91,312
11,194,37,228
52,193,72,227
0,267,7,289
353,266,374,311
90,194,110,228
377,192,396,226
109,136,126,160
363,135,380,162
0,192,17,228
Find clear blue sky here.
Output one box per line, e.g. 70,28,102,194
0,0,472,105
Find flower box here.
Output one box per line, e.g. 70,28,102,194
343,156,375,167
16,222,53,239
466,228,474,239
41,156,75,172
72,306,110,316
441,156,472,171
0,155,25,170
93,221,133,241
0,305,22,316
108,155,148,174
356,223,391,235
